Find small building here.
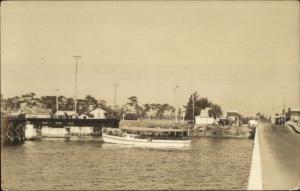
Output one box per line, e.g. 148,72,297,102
195,108,215,125
54,111,77,119
287,108,300,122
274,114,286,125
89,108,106,119
227,111,241,122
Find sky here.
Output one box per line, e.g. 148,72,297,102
1,1,299,116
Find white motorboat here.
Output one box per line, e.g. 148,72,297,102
102,126,191,148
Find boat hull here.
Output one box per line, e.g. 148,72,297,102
102,133,191,148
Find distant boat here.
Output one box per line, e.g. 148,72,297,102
102,126,191,148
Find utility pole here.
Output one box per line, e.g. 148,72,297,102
55,89,59,112
73,56,81,113
114,83,118,110
281,86,287,125
174,85,179,124
193,92,195,124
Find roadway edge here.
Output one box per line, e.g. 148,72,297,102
247,124,263,190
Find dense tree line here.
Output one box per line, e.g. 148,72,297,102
1,93,177,119
122,96,175,119
1,92,223,120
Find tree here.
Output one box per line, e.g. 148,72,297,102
20,92,39,108
40,96,56,112
184,92,222,121
127,96,138,107
208,104,223,118
64,97,75,111
5,97,21,112
76,99,89,115
184,92,205,121
142,103,151,118
256,112,266,120
85,95,98,108
125,96,140,117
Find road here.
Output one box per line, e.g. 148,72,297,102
258,122,300,190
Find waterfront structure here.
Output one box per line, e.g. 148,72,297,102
286,108,300,122
68,108,106,135
226,111,241,121
195,108,215,126
226,111,241,126
102,126,191,148
42,126,70,138
248,119,258,127
24,123,38,140
70,126,93,135
3,116,120,144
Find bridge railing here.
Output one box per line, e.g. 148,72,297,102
7,117,120,128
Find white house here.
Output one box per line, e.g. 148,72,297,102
89,108,106,119
226,110,241,121
195,108,215,125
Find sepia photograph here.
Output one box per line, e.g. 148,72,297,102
1,0,299,190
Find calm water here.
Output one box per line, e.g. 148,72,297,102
1,137,253,190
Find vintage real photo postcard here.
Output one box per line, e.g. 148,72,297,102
1,1,299,190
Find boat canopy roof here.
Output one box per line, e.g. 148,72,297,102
120,126,187,132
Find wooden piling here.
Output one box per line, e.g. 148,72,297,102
1,116,25,145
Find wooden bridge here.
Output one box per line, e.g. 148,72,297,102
1,117,120,144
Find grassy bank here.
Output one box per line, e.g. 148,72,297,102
192,125,251,138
